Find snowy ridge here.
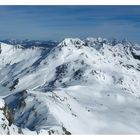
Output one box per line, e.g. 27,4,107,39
0,98,36,134
0,37,140,134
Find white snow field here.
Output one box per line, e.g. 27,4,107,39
0,38,140,134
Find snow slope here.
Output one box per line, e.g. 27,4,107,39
0,38,140,134
0,98,36,134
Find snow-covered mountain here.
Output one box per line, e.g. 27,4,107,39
0,37,140,134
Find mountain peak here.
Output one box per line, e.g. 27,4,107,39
58,38,85,48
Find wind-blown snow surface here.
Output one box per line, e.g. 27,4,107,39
0,38,140,134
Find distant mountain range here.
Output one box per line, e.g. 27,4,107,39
0,39,58,48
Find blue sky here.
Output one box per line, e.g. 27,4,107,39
0,6,140,43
